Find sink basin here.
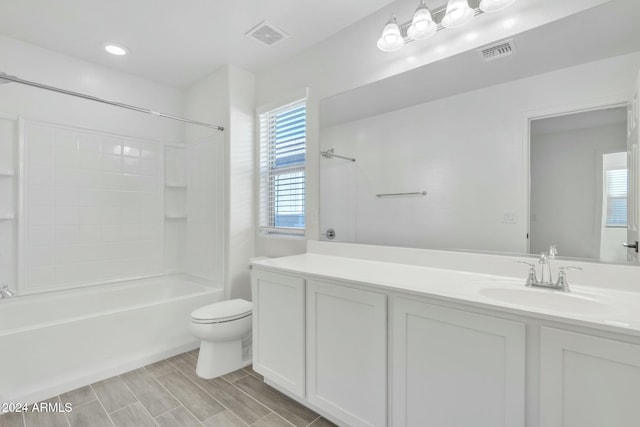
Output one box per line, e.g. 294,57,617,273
478,287,615,316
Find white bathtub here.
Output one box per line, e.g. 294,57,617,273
0,275,223,404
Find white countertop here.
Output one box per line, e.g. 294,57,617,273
251,253,640,337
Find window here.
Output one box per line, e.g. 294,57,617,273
605,168,628,227
258,100,306,235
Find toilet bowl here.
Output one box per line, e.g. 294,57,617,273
189,299,253,379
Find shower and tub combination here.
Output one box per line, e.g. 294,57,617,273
0,73,243,404
0,276,222,403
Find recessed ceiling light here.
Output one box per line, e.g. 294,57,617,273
104,43,128,56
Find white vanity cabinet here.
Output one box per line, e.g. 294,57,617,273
251,255,640,427
306,280,387,427
251,270,306,397
540,327,640,427
251,268,388,426
391,298,526,427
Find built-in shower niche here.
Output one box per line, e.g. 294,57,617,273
164,143,188,274
163,135,224,283
0,115,15,290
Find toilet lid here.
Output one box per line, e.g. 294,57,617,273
191,299,252,323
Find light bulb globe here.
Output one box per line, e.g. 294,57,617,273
441,0,474,28
407,4,437,40
377,17,405,52
480,0,517,13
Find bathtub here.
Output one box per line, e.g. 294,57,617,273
0,275,223,404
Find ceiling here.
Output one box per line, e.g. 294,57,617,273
320,0,640,127
0,0,394,88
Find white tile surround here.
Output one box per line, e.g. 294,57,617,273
20,120,163,294
0,116,15,289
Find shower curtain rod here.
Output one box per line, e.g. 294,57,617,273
0,72,225,132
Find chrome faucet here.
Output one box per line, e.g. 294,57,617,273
0,285,15,299
537,245,558,285
516,247,581,292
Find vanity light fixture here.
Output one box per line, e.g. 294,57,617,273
377,0,518,52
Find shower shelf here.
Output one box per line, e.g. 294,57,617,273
165,182,187,189
165,214,187,220
0,169,15,176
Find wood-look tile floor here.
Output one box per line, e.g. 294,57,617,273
0,350,336,427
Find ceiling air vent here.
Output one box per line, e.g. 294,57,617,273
479,39,516,62
246,20,288,47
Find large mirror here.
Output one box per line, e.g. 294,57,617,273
319,0,640,263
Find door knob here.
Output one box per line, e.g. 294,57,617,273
622,241,639,253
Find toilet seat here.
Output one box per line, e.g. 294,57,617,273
191,299,252,324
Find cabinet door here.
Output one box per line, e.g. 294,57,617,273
307,280,387,427
540,327,640,427
251,270,305,397
392,298,525,427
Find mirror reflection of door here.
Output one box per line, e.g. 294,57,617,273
530,106,631,262
627,70,640,262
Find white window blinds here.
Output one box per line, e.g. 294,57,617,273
258,100,306,235
605,168,628,227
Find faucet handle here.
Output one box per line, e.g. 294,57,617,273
556,266,582,292
515,261,538,286
515,260,535,267
558,266,582,272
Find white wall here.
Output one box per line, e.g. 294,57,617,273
530,123,627,259
183,70,227,286
319,52,640,254
183,65,255,300
0,35,183,141
227,66,255,300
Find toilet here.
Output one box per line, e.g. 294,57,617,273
189,299,253,379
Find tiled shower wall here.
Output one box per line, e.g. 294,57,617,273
0,116,14,289
163,144,187,274
20,120,163,294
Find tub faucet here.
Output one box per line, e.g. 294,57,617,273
0,285,15,299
